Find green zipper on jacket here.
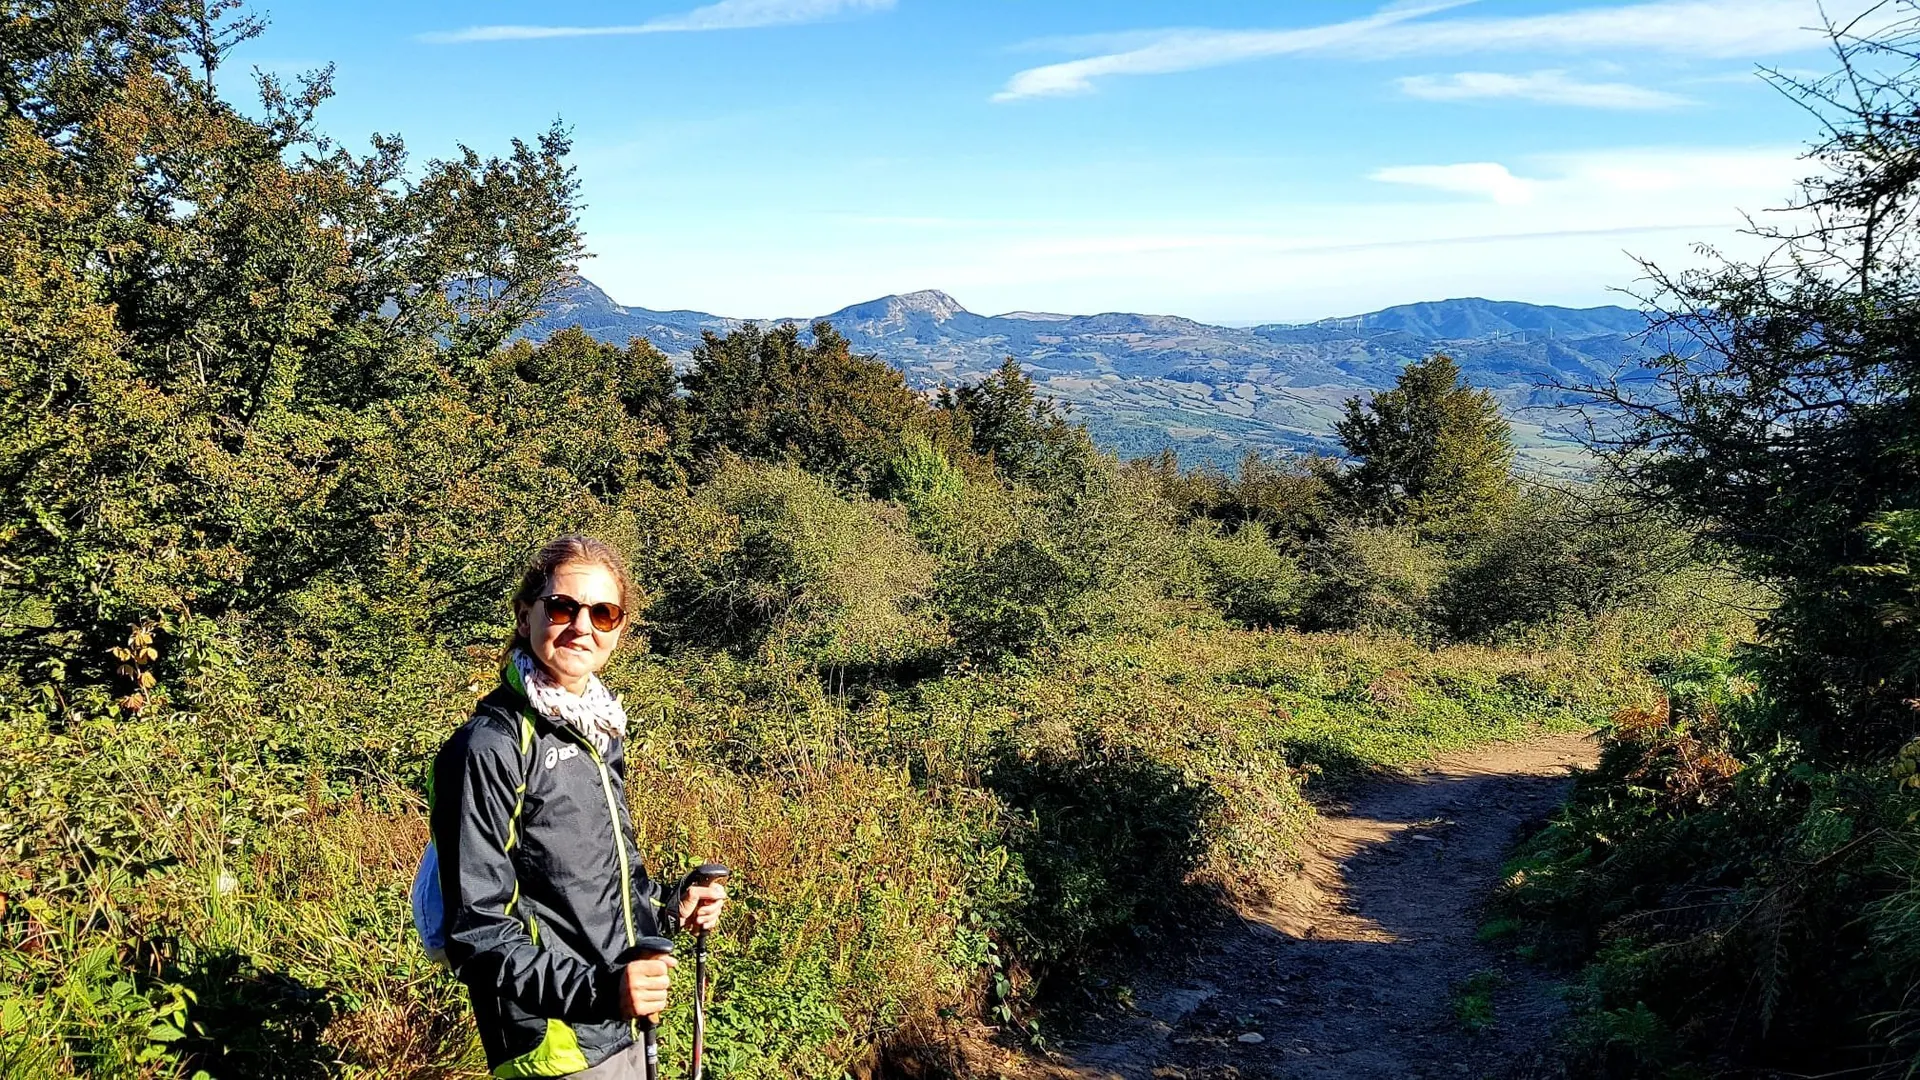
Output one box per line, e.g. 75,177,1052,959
584,740,637,950
581,739,643,1047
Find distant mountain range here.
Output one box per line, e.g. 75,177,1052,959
525,279,1683,471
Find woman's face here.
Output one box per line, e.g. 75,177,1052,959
518,561,624,692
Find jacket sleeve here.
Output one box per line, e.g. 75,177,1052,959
645,866,683,938
433,718,626,1022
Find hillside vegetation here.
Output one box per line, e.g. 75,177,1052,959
0,5,1750,1079
527,279,1661,472
1488,10,1920,1077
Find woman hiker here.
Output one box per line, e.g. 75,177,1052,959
432,536,727,1078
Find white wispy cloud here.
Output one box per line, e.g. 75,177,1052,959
994,0,1852,102
422,0,893,44
1368,146,1804,211
1372,162,1538,204
1004,28,1206,56
991,2,1466,101
1398,70,1692,109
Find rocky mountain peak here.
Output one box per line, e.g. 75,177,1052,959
824,289,970,327
890,289,967,319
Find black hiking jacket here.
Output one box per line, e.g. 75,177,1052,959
430,664,683,1077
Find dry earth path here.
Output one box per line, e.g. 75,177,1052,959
1015,733,1598,1080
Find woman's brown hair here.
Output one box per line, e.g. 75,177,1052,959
507,535,635,655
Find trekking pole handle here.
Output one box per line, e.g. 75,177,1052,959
616,936,677,964
681,863,731,894
616,937,676,1080
680,864,730,1080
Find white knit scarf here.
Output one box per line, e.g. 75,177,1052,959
511,648,628,756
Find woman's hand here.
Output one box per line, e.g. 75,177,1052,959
619,955,677,1020
679,881,727,933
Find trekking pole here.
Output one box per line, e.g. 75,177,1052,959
682,864,731,1080
616,936,676,1080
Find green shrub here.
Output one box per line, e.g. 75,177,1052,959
884,435,1016,562
1499,648,1920,1076
657,459,946,670
1127,449,1334,546
1191,523,1301,628
1435,484,1709,642
939,461,1175,657
1298,523,1444,634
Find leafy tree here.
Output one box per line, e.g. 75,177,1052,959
492,329,682,494
1332,355,1516,537
680,322,944,491
0,0,584,693
1583,9,1920,758
941,358,1096,491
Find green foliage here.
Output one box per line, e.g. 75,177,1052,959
881,430,1016,564
1332,354,1517,536
1498,646,1920,1076
1451,969,1506,1034
1297,523,1444,634
885,432,967,523
1131,449,1334,546
938,460,1174,657
982,730,1222,969
0,0,588,697
942,358,1098,492
1190,523,1301,628
1435,483,1716,642
1579,18,1919,761
680,322,945,491
657,459,945,671
1854,509,1920,689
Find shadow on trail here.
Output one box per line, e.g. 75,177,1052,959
1267,733,1381,789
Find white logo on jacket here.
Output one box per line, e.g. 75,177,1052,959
543,745,581,770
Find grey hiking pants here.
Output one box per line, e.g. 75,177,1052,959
565,1042,647,1080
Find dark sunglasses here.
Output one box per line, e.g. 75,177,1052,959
537,594,626,633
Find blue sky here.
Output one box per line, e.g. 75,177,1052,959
236,0,1855,324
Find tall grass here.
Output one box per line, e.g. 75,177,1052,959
0,615,1651,1079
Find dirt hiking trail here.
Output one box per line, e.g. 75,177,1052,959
1019,733,1599,1080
